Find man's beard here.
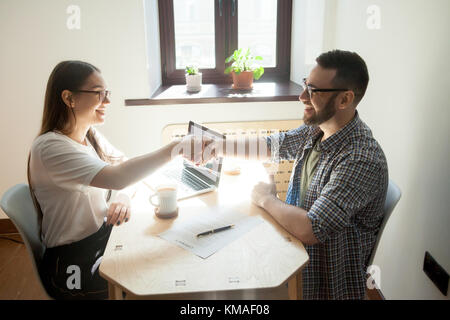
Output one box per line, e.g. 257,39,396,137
303,94,338,126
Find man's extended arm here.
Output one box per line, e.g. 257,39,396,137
214,136,271,161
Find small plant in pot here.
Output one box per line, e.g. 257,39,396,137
224,48,264,90
185,65,202,92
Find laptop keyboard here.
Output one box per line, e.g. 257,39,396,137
166,168,210,191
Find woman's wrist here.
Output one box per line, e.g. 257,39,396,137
114,192,131,206
167,139,182,158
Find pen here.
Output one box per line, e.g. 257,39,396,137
196,224,235,237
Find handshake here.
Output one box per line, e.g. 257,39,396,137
171,135,224,165
166,121,272,166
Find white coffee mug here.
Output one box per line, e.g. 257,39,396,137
149,184,178,215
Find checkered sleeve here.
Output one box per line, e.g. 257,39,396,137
266,125,308,162
307,155,382,243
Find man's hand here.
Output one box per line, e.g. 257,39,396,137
251,177,278,208
106,201,131,226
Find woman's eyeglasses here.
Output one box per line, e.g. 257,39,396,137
301,78,348,98
73,90,111,102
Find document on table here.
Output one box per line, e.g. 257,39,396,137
158,207,264,259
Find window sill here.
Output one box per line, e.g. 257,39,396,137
125,81,302,106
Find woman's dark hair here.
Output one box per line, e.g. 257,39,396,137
316,50,369,106
27,61,113,239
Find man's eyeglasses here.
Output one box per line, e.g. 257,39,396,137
301,78,348,98
74,90,111,102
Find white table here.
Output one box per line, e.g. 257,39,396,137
99,159,309,300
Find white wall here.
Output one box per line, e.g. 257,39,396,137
0,0,301,219
326,0,450,299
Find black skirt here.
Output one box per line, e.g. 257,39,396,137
40,222,113,300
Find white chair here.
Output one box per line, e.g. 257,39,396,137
0,183,51,299
368,179,402,267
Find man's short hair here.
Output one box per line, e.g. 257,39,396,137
316,50,369,106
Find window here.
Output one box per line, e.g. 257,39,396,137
158,0,292,85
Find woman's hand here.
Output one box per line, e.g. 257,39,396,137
106,198,131,226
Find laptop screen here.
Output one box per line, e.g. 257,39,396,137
184,121,226,186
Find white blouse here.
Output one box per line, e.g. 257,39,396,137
30,128,124,248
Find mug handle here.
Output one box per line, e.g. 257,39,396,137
149,193,159,207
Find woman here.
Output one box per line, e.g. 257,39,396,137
28,61,195,299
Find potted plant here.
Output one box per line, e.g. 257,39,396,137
224,48,264,90
185,65,202,92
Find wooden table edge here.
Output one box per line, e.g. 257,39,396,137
103,261,309,300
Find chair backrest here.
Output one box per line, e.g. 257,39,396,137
0,183,49,297
368,179,401,266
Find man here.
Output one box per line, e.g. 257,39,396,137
254,49,389,299
201,50,388,299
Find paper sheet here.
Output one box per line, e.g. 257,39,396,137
158,207,263,259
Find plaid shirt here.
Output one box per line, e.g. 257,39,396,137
267,112,388,299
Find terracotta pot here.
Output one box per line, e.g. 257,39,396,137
231,71,253,90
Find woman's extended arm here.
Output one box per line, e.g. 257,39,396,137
90,140,178,190
91,135,205,190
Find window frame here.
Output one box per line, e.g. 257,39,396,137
158,0,292,86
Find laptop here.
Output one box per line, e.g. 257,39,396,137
146,121,226,200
